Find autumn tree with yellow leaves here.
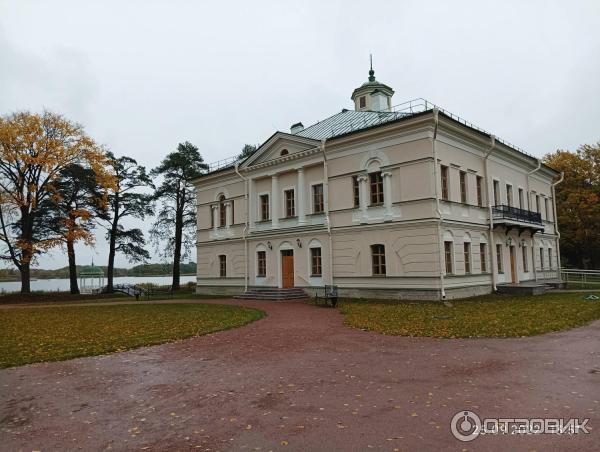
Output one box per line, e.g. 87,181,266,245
0,111,115,293
544,142,600,269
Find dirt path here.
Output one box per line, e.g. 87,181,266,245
1,299,598,451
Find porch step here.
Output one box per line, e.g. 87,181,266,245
235,287,309,301
497,283,548,296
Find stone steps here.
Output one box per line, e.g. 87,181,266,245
235,288,309,301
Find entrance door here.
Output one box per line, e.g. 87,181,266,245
281,250,294,288
509,246,517,283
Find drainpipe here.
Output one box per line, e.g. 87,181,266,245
526,159,541,282
526,159,542,209
551,171,564,279
483,135,497,291
431,108,446,300
234,163,249,292
320,139,334,285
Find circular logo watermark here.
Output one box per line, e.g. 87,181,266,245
451,410,482,442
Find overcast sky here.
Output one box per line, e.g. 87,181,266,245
1,0,599,269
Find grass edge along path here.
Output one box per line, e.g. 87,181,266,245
338,292,600,338
0,303,264,368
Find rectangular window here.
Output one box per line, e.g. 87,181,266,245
210,205,214,229
352,176,360,207
506,184,513,207
359,96,366,108
369,172,384,205
480,243,487,273
260,194,270,221
544,198,549,220
441,165,449,201
371,244,386,275
444,241,453,274
536,195,540,213
312,184,324,213
493,180,500,206
548,248,552,268
460,171,467,204
539,247,544,269
476,176,483,207
518,188,524,209
310,247,322,276
284,189,295,217
522,246,529,272
464,242,471,274
496,244,503,273
257,251,266,277
219,255,226,277
230,200,234,224
219,200,226,227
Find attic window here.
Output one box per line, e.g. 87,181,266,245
280,149,289,156
359,96,366,108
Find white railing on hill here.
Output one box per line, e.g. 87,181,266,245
560,268,600,289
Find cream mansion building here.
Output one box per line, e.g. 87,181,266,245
193,67,562,300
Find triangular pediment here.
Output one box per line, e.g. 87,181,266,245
240,132,320,168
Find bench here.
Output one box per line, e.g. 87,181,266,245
144,287,174,300
314,285,338,307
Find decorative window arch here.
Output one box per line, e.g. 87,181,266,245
463,232,472,243
360,150,390,171
279,241,294,251
365,157,383,173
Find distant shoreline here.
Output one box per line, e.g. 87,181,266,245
0,273,196,282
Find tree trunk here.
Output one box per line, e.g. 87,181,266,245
107,201,119,292
172,207,183,291
67,239,80,294
20,262,31,294
19,210,34,294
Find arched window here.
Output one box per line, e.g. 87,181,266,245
219,194,226,227
280,149,289,156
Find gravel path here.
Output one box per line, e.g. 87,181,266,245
1,299,598,451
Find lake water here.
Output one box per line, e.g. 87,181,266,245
0,275,197,294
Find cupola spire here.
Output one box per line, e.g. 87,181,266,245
368,54,375,82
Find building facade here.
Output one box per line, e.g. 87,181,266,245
194,68,562,300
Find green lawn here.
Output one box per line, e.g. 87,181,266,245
339,292,600,338
0,303,264,368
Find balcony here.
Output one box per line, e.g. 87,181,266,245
492,205,542,225
492,205,543,234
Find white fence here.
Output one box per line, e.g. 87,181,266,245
560,269,600,289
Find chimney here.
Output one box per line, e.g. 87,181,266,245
290,122,304,134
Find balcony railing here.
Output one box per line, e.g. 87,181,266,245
492,205,542,225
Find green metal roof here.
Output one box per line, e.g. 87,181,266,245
293,109,411,140
79,265,104,276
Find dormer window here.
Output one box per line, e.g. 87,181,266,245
359,96,366,109
280,149,289,156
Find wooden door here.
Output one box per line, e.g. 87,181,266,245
281,251,294,288
510,246,517,283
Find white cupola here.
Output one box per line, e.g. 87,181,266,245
351,57,394,112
